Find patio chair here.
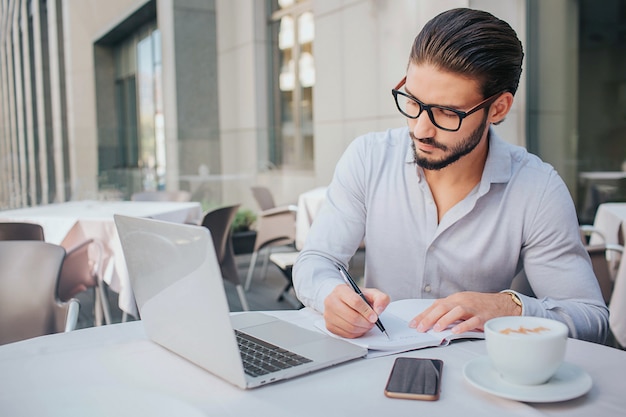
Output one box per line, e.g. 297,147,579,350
201,205,250,311
269,251,304,309
579,224,623,303
0,241,79,345
245,186,298,291
0,222,45,241
586,242,624,305
250,186,277,211
57,239,112,326
579,224,605,245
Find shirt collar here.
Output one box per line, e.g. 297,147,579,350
482,127,513,185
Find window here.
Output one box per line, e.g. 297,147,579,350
268,0,314,170
110,23,163,192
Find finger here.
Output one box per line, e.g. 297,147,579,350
409,308,431,328
409,302,450,332
352,297,378,324
432,305,467,332
324,314,374,338
362,288,390,315
324,301,374,338
324,285,376,337
341,288,378,324
450,315,483,334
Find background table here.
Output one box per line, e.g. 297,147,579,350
578,172,626,224
592,203,626,346
0,310,624,417
591,203,626,245
0,200,202,318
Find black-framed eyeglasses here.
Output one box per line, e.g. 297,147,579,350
391,76,501,132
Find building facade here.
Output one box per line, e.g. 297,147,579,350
0,0,624,221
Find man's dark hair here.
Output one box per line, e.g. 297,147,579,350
409,8,524,98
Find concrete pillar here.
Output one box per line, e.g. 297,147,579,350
527,0,579,194
31,0,50,204
158,0,220,191
4,0,20,207
46,0,65,201
13,0,29,206
20,0,39,205
0,0,10,206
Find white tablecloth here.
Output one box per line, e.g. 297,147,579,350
0,310,624,416
295,186,328,250
592,203,626,346
0,200,202,317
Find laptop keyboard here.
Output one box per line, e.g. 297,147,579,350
235,330,313,377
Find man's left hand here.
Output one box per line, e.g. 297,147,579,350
409,291,522,334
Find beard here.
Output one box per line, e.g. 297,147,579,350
410,112,489,171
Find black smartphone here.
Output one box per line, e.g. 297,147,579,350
384,357,444,401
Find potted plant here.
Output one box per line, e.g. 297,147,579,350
231,208,257,255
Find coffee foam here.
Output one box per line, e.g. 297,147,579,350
499,325,550,335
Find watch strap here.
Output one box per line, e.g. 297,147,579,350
502,290,523,309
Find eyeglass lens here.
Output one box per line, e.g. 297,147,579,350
394,92,462,131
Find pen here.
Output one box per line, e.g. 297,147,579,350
335,262,390,339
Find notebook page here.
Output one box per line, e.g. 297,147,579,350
314,298,483,356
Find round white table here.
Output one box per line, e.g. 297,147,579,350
0,310,624,417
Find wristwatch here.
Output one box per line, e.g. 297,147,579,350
502,290,523,311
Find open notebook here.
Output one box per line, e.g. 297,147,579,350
314,299,484,358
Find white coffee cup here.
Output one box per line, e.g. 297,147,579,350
484,316,568,385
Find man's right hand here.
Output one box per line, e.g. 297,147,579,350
322,284,390,338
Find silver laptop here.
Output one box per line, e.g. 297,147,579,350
114,214,366,389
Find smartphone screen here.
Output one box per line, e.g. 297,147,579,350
384,357,443,401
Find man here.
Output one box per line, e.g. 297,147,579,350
292,8,608,344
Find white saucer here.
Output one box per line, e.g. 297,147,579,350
463,356,592,403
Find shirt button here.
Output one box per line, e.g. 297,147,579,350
424,284,432,293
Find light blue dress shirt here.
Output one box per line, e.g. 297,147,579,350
293,126,608,343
